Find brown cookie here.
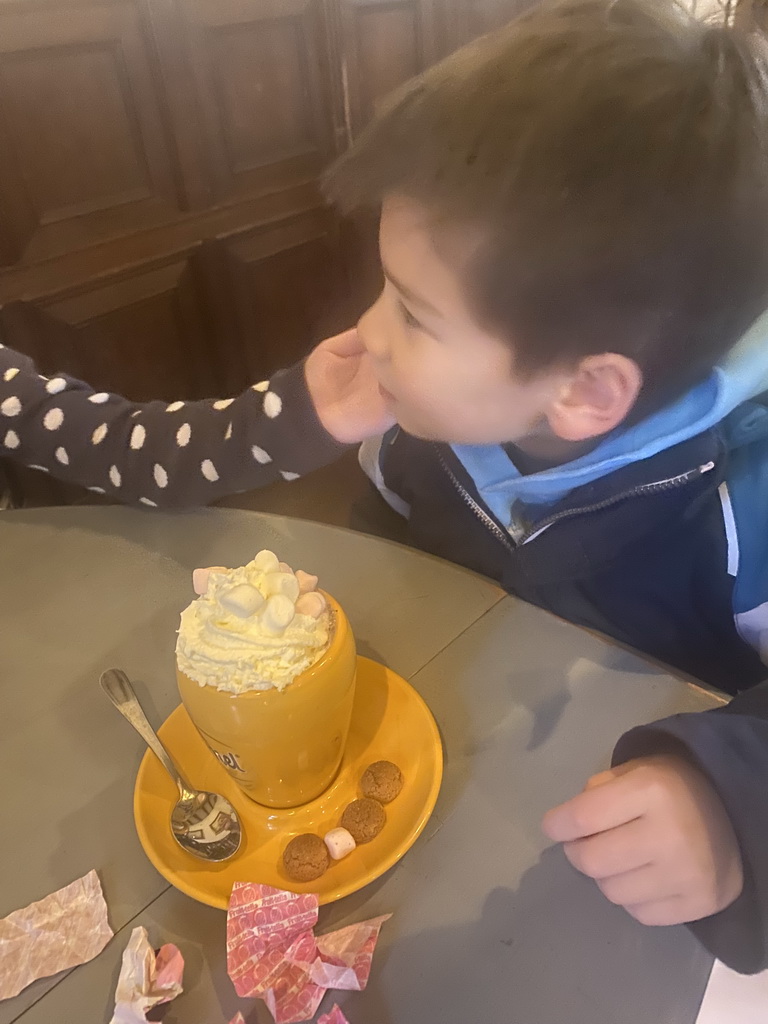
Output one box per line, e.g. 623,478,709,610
282,833,329,882
360,760,404,804
340,798,386,844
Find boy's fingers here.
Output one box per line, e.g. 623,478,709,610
323,327,363,356
542,771,647,842
597,863,677,908
562,816,653,880
584,762,635,790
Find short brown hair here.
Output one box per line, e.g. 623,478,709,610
325,0,768,414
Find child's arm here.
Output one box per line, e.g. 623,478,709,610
543,685,768,974
0,330,392,507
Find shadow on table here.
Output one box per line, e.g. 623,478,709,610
348,845,711,1024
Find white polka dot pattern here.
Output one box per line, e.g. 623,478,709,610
263,392,282,418
139,497,157,507
176,423,191,447
92,423,108,445
225,422,233,440
3,430,19,449
89,486,105,494
130,424,146,450
213,398,234,410
4,368,19,382
154,464,168,488
252,444,271,464
89,392,110,404
46,377,67,395
280,471,300,481
201,459,219,481
253,380,270,392
43,408,64,431
28,465,48,473
1,397,21,417
166,401,185,412
55,447,69,465
109,465,121,488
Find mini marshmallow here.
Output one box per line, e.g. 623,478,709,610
278,561,293,574
296,591,327,618
192,566,227,595
324,827,356,861
253,549,280,574
261,594,295,634
264,571,300,603
220,583,265,618
296,570,318,594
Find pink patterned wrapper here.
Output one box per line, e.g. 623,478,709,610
108,926,184,1024
317,1006,351,1024
227,884,389,1024
227,883,319,998
312,915,392,992
0,870,113,1000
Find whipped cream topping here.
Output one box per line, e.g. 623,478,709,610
176,550,331,693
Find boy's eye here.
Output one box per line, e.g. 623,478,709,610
398,300,423,331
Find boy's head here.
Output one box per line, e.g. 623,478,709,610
325,0,768,447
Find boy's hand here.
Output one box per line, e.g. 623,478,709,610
305,328,396,444
542,755,743,926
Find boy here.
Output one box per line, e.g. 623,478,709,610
1,0,767,973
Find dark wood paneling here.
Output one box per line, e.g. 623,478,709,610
340,0,441,133
175,0,337,204
0,0,181,267
0,255,213,401
203,209,352,389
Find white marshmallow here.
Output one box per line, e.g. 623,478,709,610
253,549,280,574
296,591,327,619
264,571,300,602
220,583,265,618
261,594,295,634
192,566,227,595
296,570,319,595
324,827,356,861
278,561,293,574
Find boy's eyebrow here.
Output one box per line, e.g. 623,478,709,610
382,263,444,318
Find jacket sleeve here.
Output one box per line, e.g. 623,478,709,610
0,344,348,508
612,682,768,974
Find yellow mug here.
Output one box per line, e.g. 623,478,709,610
177,594,357,808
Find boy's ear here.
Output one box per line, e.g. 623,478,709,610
547,353,643,442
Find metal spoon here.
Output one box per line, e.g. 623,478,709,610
100,668,242,862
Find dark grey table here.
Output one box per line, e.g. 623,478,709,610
0,507,718,1024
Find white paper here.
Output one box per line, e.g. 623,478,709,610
695,960,768,1024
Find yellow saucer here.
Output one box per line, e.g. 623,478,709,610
134,657,443,908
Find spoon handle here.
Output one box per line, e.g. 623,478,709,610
100,668,192,796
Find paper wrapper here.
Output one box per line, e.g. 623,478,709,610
312,915,391,991
227,884,388,1024
109,926,184,1024
318,1006,351,1024
0,870,113,1000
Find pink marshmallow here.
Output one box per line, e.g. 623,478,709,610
278,561,293,574
296,570,319,594
296,591,327,618
192,566,227,595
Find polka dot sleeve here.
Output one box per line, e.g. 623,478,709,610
0,344,349,508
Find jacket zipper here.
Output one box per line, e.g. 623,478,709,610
434,444,716,552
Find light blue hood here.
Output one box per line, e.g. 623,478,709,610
452,311,768,526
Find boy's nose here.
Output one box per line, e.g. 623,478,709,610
357,297,387,361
